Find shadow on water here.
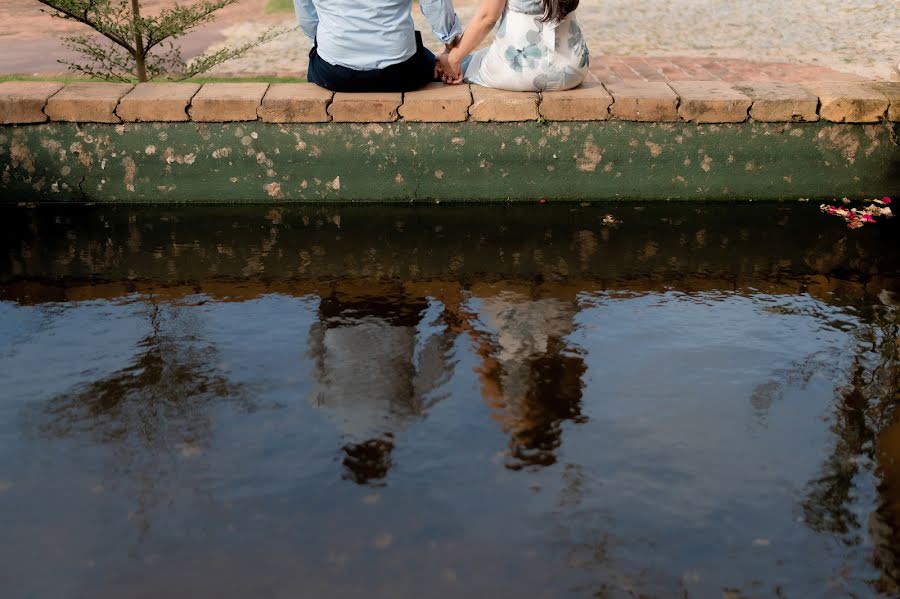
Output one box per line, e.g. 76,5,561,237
1,202,900,598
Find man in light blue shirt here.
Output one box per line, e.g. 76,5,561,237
293,0,463,92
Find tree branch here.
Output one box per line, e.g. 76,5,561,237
35,0,135,53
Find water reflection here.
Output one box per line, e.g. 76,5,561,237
464,287,586,470
800,304,900,594
308,287,457,484
874,413,900,594
2,203,900,598
305,282,588,480
43,302,245,443
37,299,249,533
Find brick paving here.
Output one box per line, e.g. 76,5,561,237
586,56,866,84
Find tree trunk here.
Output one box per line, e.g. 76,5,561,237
129,0,147,82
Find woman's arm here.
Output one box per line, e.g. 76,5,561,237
439,0,506,83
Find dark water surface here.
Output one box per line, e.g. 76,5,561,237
2,203,899,599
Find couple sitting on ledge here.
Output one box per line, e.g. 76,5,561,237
293,0,589,93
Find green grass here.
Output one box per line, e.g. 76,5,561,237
0,74,94,84
264,0,294,13
183,75,306,84
0,74,306,84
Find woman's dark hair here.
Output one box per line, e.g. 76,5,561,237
541,0,579,22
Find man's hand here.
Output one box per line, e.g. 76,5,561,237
439,49,463,85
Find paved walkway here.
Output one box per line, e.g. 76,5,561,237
3,0,898,82
201,29,874,83
201,0,898,81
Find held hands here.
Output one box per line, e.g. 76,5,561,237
438,48,464,85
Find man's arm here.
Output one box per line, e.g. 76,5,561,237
293,0,319,41
419,0,464,48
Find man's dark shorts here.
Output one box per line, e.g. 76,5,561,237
307,31,437,93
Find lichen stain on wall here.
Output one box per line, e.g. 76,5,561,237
576,138,602,172
11,130,36,174
818,124,862,164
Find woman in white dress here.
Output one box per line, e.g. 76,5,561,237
439,0,589,91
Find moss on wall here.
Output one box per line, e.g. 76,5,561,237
1,121,898,202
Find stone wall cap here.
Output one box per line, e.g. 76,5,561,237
117,82,201,122
0,81,65,124
259,83,333,123
605,81,679,122
399,83,472,122
801,81,888,123
189,83,269,122
865,81,900,121
44,82,134,123
732,82,819,122
469,86,539,122
192,82,271,96
329,92,402,123
669,81,751,123
539,81,612,121
8,79,900,125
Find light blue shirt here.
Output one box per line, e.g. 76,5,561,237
294,0,463,71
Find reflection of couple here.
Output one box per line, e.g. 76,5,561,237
294,0,588,92
306,285,585,483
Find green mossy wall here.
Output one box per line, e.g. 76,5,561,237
1,121,898,202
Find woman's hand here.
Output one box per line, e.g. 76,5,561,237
439,0,504,85
439,49,464,85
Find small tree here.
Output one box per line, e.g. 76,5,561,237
36,0,284,82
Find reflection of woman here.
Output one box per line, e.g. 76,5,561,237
463,287,586,469
307,288,456,484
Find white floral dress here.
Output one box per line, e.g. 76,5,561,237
462,0,590,91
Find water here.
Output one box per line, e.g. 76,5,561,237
1,203,899,598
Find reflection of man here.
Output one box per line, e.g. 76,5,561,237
293,0,463,92
307,289,456,484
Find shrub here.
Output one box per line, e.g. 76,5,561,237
36,0,284,82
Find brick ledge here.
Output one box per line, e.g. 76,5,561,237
0,80,898,125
